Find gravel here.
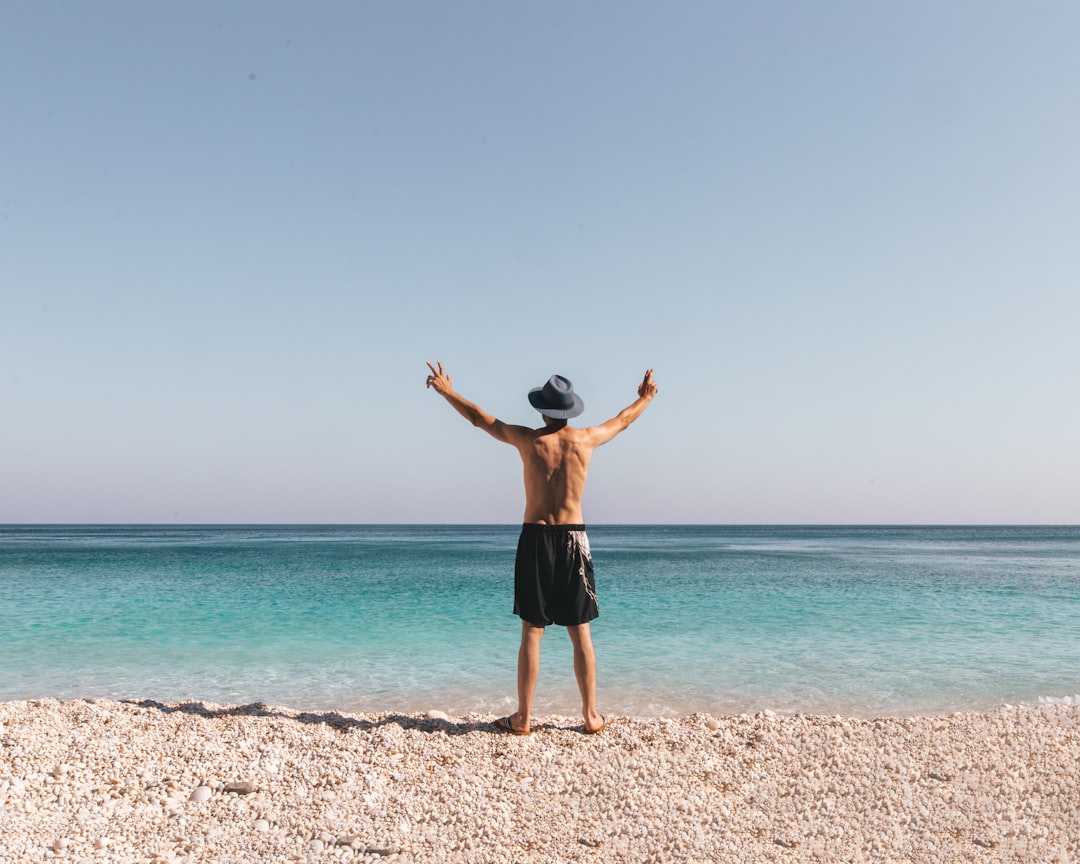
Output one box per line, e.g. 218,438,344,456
2,698,1078,862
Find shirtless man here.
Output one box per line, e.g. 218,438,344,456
425,362,658,735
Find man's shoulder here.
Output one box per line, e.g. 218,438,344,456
497,421,540,441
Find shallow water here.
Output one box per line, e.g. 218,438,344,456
2,524,1078,717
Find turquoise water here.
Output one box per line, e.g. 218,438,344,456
1,525,1078,718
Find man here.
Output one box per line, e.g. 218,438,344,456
425,361,658,735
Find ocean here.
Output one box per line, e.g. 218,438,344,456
1,525,1077,719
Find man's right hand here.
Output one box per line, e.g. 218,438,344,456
426,361,452,395
638,368,658,399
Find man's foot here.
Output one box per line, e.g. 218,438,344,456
494,715,531,736
582,714,607,735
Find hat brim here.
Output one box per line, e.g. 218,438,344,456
528,388,585,419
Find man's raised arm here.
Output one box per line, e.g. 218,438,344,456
587,369,659,446
425,361,519,443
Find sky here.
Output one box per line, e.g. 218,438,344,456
2,1,1078,524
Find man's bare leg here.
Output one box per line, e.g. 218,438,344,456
567,623,605,732
514,622,545,733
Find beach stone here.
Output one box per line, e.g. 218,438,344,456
5,698,1080,864
225,780,257,795
426,710,450,721
188,786,212,803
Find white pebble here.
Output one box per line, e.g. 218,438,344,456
4,698,1079,864
189,786,212,804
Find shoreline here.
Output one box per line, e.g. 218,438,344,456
4,686,1077,723
3,699,1078,862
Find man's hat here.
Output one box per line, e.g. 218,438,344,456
528,374,584,419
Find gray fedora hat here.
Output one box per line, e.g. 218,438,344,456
528,374,584,419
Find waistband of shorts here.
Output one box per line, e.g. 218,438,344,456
520,523,586,533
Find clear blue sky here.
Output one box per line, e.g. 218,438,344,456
3,2,1078,524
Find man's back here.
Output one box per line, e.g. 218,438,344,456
516,424,595,525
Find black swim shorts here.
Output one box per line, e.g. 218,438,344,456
513,523,599,627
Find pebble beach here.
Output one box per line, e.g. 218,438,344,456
2,699,1078,863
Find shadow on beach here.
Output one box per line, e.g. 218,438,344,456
125,698,498,736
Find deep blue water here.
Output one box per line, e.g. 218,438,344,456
1,525,1078,717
